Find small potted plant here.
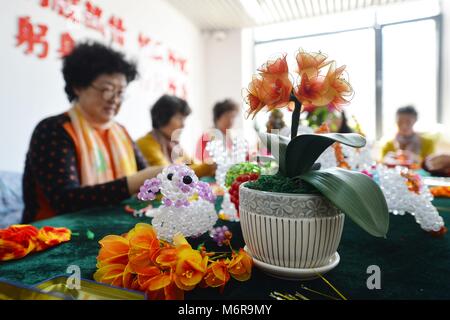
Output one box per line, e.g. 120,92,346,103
239,50,389,276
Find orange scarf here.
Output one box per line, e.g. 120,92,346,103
68,105,137,186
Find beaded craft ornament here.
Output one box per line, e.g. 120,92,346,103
206,136,247,221
316,139,445,234
138,165,218,241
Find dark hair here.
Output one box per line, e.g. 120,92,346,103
396,105,418,118
62,41,138,102
213,99,239,124
151,95,191,129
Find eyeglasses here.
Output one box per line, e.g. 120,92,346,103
90,84,126,102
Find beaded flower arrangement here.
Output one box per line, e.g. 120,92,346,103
138,165,218,241
94,223,253,300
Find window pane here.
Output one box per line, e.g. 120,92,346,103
376,0,440,25
382,19,437,136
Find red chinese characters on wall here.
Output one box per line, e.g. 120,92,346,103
108,16,126,46
178,58,187,74
181,84,188,100
15,16,75,59
139,33,164,61
40,0,81,23
167,82,188,100
58,32,76,57
39,0,126,44
168,50,188,75
166,50,189,99
137,32,189,100
17,1,190,100
84,1,105,34
168,79,177,95
16,16,49,59
138,33,151,49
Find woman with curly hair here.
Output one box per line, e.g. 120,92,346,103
22,42,162,223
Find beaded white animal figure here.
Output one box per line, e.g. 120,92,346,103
317,143,445,233
137,165,218,241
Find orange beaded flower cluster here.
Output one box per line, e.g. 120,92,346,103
94,223,253,300
0,224,71,261
430,186,450,198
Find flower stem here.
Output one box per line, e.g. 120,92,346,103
290,92,302,139
299,285,340,300
209,253,229,261
316,273,348,300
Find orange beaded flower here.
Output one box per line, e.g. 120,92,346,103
430,186,450,198
244,49,353,119
0,225,71,261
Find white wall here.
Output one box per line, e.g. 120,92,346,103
203,30,244,127
0,0,205,172
202,28,258,149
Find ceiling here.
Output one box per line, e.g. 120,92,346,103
165,0,420,30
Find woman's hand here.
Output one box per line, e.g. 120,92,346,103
126,166,164,195
425,154,450,172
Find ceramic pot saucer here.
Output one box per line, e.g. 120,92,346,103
244,246,340,281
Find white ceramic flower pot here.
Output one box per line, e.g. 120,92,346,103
239,183,345,269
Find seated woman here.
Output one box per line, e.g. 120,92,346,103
195,99,239,163
381,106,435,166
137,95,215,177
22,42,162,223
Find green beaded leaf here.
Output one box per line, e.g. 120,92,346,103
258,132,365,177
285,133,366,177
258,132,290,176
300,168,389,237
86,229,95,240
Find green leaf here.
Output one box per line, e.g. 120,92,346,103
258,132,291,175
286,133,366,177
300,168,389,237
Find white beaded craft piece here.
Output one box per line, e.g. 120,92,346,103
150,200,218,242
206,137,247,186
206,136,247,221
316,143,375,171
218,191,239,222
138,165,218,241
316,141,445,233
375,164,444,232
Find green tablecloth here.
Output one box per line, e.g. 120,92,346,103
1,199,449,300
432,198,450,212
416,169,450,212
